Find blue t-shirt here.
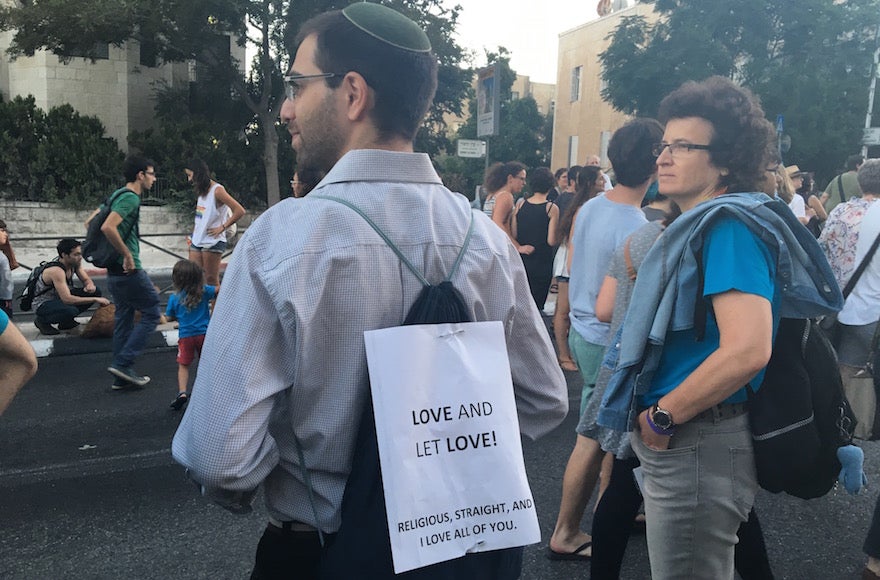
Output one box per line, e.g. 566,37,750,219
0,309,8,334
642,217,779,407
166,285,217,338
569,195,647,345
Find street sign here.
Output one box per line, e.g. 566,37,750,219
863,127,880,146
457,139,486,158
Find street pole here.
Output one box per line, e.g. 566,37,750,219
863,25,880,159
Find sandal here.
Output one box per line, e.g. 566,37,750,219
170,392,189,410
559,358,578,372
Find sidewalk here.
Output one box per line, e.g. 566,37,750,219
18,317,180,358
13,266,180,358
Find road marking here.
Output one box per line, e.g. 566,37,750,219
0,449,175,485
30,338,55,358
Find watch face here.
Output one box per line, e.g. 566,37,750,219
653,409,673,430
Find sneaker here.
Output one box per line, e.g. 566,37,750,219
170,392,189,410
107,366,150,386
111,378,143,391
34,319,60,336
57,319,81,330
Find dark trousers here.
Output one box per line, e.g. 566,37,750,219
865,495,880,559
35,288,102,325
590,456,775,579
249,525,326,580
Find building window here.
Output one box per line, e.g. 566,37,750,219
570,66,582,102
512,91,520,100
60,43,110,60
140,39,159,68
568,135,579,167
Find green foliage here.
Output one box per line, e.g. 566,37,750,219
444,49,552,196
600,0,880,185
0,95,123,208
0,0,471,205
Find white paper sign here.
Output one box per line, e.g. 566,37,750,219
364,321,540,574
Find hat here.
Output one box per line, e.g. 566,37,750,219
342,2,432,53
785,165,806,177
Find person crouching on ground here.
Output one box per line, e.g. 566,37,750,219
32,238,110,336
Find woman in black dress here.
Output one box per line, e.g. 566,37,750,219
513,167,560,309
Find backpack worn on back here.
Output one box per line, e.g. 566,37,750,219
19,261,63,311
82,188,137,268
749,318,856,498
307,196,522,579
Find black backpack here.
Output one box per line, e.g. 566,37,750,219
309,196,522,579
19,261,63,311
748,318,856,498
695,271,856,500
82,188,137,268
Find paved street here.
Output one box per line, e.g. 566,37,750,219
1,347,879,579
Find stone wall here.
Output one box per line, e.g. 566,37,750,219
0,200,256,278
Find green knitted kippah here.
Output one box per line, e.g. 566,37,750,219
342,2,432,53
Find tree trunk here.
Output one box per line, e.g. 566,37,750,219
261,112,281,206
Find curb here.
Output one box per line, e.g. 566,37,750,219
21,324,180,359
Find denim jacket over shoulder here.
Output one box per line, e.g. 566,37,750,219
597,192,843,434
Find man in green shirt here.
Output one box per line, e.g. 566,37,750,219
98,155,161,389
822,154,864,213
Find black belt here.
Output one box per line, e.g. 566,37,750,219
690,402,748,423
267,518,317,534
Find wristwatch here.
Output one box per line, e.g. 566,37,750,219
650,403,676,434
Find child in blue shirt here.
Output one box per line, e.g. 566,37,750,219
165,260,217,410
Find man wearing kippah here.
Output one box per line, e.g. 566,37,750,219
172,4,568,579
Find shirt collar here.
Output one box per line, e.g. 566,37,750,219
318,149,443,187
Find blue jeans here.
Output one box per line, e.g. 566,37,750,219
107,270,160,369
631,412,757,580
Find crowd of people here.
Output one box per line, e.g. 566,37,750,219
1,3,879,579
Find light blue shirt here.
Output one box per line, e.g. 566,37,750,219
172,149,568,532
568,195,647,345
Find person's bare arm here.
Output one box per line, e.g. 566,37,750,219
0,323,37,415
207,186,247,237
808,195,827,221
75,265,96,293
566,212,579,274
100,212,135,273
637,290,772,450
595,275,617,323
493,193,534,255
44,267,109,307
547,204,560,247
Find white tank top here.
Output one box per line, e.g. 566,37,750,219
191,183,227,248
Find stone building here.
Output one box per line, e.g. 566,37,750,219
551,0,657,171
0,30,245,149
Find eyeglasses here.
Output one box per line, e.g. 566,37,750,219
652,142,714,158
766,166,780,174
514,174,526,181
283,72,344,100
144,170,156,176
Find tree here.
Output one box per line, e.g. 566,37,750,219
0,96,123,208
599,0,880,184
0,0,470,205
448,48,552,196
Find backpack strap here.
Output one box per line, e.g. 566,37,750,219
836,174,845,204
106,188,139,244
842,229,880,298
624,238,637,281
312,195,475,285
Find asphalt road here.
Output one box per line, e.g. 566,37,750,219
1,348,879,579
